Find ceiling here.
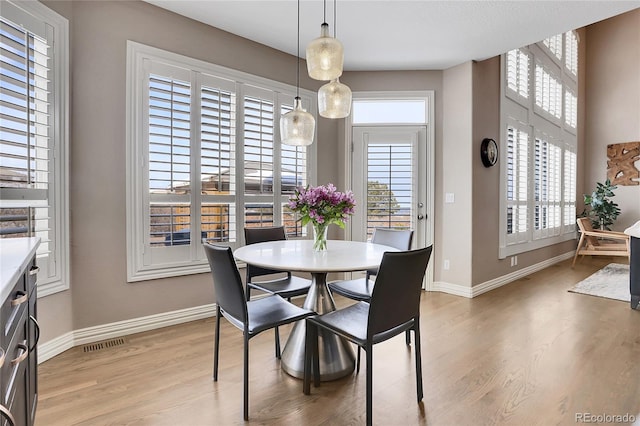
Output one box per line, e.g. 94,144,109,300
144,1,640,71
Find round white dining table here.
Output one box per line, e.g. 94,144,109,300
234,239,397,381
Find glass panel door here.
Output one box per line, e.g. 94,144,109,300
352,126,427,248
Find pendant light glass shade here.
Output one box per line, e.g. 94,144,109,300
318,78,352,118
306,23,344,81
281,97,315,146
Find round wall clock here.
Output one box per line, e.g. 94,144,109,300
480,138,498,167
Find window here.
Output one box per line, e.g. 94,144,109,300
535,63,563,120
563,149,577,231
0,1,69,296
565,31,578,77
352,99,426,124
542,34,563,61
506,48,529,101
505,123,529,243
127,42,316,281
500,31,578,258
564,89,577,129
366,143,413,238
533,134,562,238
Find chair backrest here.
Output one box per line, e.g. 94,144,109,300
244,226,289,280
367,246,433,339
366,228,414,279
371,228,414,250
576,217,601,247
204,243,247,324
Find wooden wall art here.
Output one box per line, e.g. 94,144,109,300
607,141,640,186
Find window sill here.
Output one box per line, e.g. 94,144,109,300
499,231,576,259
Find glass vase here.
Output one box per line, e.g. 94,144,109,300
312,223,328,252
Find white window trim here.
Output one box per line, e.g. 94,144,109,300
1,1,70,297
499,38,578,259
126,41,317,282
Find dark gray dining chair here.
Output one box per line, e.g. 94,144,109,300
204,243,314,421
328,228,414,368
304,246,433,426
329,228,414,301
244,226,312,358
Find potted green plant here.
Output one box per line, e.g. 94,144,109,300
582,179,621,230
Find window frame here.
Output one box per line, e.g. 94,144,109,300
126,41,317,282
0,1,70,297
499,32,578,259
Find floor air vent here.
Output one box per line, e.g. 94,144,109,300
83,337,127,353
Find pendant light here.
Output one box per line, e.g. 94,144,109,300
318,0,351,118
281,0,315,146
306,0,343,81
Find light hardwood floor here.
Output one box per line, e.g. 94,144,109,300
36,258,640,425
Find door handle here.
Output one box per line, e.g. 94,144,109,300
417,214,424,220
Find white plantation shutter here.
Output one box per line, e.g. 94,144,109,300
543,34,563,61
564,89,577,129
366,143,413,239
0,10,63,287
128,43,316,281
534,136,562,238
506,124,529,243
563,149,577,230
243,88,275,228
565,31,578,77
506,48,529,101
243,93,274,195
147,70,192,248
501,30,578,257
148,75,191,195
535,63,562,120
201,75,236,243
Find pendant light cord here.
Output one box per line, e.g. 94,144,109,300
333,0,337,37
323,0,327,24
296,0,300,98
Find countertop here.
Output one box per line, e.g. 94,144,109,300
0,237,40,303
624,221,640,239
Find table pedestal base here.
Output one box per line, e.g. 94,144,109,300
281,272,355,381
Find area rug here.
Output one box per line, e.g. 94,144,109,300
569,263,630,302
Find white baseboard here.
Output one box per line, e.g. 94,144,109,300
432,251,575,299
38,303,216,364
38,331,74,363
431,281,473,298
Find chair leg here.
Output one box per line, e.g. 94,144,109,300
632,295,639,310
243,334,249,421
572,233,586,267
213,306,221,381
303,320,312,395
275,327,281,359
246,286,251,301
366,344,373,426
405,329,411,346
312,324,320,387
414,319,424,402
357,346,361,373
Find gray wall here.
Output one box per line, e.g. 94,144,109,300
584,9,640,230
441,62,474,285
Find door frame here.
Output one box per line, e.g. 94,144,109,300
343,91,435,290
